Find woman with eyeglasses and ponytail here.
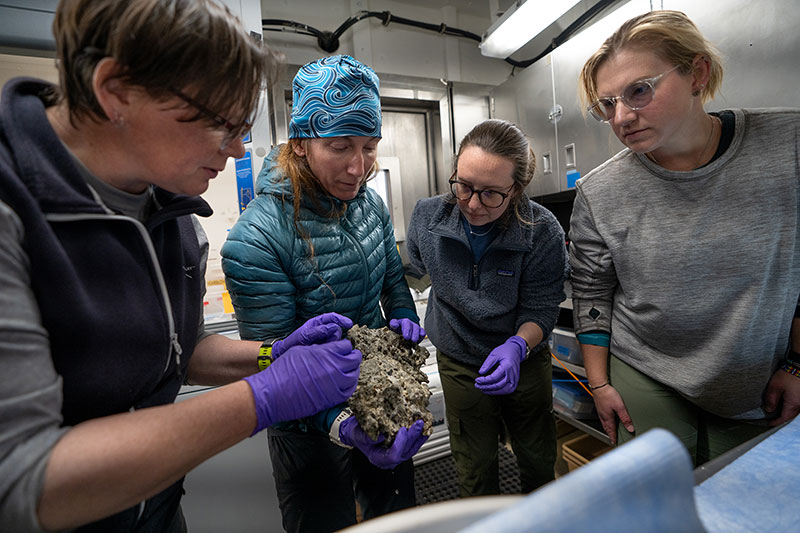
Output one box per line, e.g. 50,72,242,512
570,10,800,464
406,119,569,497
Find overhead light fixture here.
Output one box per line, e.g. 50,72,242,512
479,0,582,59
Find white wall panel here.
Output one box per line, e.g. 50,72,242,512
260,0,511,86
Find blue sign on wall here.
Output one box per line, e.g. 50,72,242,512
566,169,581,189
235,150,254,212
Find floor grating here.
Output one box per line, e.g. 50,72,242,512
414,447,522,505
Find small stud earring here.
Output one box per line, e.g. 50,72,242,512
111,111,126,127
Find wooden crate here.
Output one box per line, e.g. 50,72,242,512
561,433,612,472
554,421,583,478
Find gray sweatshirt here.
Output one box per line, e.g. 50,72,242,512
569,108,800,420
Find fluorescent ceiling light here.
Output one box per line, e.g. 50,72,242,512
480,0,582,58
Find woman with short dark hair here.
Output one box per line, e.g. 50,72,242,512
0,1,361,531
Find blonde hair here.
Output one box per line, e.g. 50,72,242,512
579,10,723,110
52,0,280,126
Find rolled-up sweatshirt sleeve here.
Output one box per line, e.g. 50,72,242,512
568,185,618,336
0,201,69,532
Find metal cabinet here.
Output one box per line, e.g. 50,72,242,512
491,56,560,197
664,0,800,111
491,0,651,197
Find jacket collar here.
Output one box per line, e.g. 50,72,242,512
2,78,99,213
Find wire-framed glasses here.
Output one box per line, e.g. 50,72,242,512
449,176,512,208
587,64,681,122
168,88,251,149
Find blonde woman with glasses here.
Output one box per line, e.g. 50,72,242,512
570,10,800,464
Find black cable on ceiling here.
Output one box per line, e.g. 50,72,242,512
262,0,617,70
509,0,617,69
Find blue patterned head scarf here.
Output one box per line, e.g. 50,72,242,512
289,55,381,139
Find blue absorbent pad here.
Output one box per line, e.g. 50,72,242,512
694,416,800,532
459,429,705,532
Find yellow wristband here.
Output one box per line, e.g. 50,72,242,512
257,342,273,371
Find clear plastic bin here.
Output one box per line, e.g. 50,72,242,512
552,380,596,419
548,327,583,365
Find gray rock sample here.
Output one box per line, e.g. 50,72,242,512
345,325,434,444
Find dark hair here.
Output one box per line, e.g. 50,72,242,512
453,119,536,226
52,0,281,126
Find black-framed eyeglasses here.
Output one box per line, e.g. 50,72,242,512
449,177,512,208
168,88,251,149
587,64,681,122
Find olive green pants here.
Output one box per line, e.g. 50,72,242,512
438,347,556,497
611,355,770,466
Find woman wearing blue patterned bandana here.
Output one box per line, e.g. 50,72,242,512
221,55,427,533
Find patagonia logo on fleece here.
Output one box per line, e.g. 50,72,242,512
497,269,515,277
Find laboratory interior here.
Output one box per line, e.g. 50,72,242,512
1,0,798,532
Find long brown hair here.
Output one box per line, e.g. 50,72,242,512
453,119,536,227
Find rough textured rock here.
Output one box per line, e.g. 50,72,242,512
346,325,433,444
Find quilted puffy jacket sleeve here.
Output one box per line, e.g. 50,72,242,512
221,195,297,341
370,191,417,323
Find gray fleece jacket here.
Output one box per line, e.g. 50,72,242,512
569,108,800,420
407,194,568,366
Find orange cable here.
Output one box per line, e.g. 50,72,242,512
550,351,593,397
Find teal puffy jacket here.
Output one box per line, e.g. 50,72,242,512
221,145,417,343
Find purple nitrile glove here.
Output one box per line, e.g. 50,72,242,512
272,312,354,358
474,336,526,395
388,318,426,344
339,417,428,469
244,340,361,435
